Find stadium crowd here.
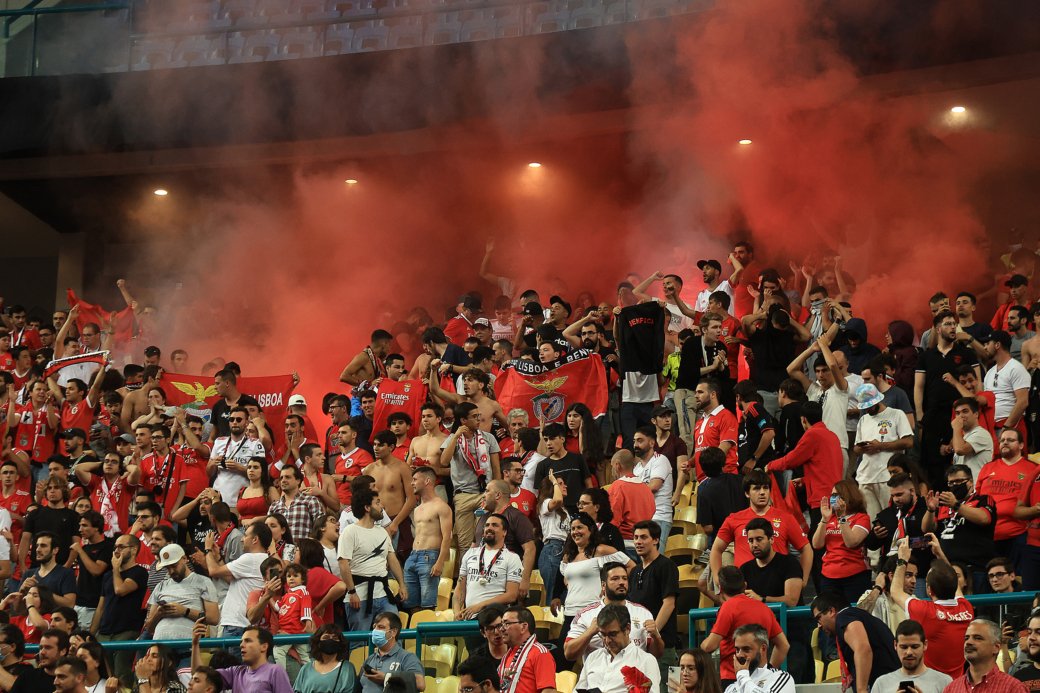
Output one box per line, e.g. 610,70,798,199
0,241,1037,693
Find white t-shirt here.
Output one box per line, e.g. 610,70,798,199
221,552,267,627
854,407,913,483
339,507,392,534
539,499,570,543
460,545,523,608
634,453,673,521
983,358,1030,420
210,436,266,508
559,550,630,616
622,373,658,404
338,523,394,601
520,453,546,493
663,302,694,335
808,381,851,448
490,319,515,342
695,280,734,314
0,507,10,561
566,599,655,660
954,426,994,479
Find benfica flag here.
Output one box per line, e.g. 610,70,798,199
159,372,295,450
371,379,428,441
44,351,108,382
66,289,136,345
494,349,608,424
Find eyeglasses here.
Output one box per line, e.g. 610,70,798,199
988,572,1009,579
460,686,484,693
500,621,520,628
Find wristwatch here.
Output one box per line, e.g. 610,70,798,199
896,559,908,567
347,588,357,595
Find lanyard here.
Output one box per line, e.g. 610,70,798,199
478,545,503,579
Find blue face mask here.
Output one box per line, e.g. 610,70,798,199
829,494,841,509
371,629,389,647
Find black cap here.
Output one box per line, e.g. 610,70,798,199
519,301,543,318
549,295,572,317
143,345,161,356
697,259,722,272
986,330,1013,351
1005,274,1028,288
651,405,674,418
62,427,87,440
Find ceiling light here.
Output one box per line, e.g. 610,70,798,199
738,139,752,145
344,179,358,185
153,189,168,196
527,162,542,168
950,106,966,114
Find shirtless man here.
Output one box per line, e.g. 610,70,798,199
407,403,449,480
120,365,163,431
403,466,453,610
299,442,340,513
1021,303,1040,370
428,363,507,433
339,329,393,386
365,430,418,562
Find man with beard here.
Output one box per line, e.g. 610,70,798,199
191,622,293,693
690,379,738,481
207,368,259,441
633,425,674,540
323,394,351,466
0,628,68,692
944,620,1027,693
739,518,804,607
1012,613,1040,690
724,624,795,693
976,429,1033,574
865,474,932,585
340,330,394,386
95,534,148,682
577,605,660,693
870,620,952,693
454,514,522,620
407,402,449,478
564,561,661,662
146,544,219,676
922,465,996,590
207,406,265,512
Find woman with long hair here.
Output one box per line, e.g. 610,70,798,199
130,387,169,428
75,641,112,693
236,457,277,522
131,644,186,693
311,513,342,578
552,512,633,639
293,624,356,693
265,512,298,564
812,480,871,602
675,648,723,693
536,471,569,607
577,488,624,552
564,403,604,473
2,584,54,646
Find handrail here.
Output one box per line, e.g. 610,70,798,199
0,3,129,17
24,619,481,654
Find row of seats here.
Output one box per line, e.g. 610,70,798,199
127,0,711,68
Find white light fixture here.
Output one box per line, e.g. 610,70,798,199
344,179,358,185
527,162,542,168
738,139,752,145
153,189,168,196
950,106,966,114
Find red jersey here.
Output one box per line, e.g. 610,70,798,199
11,613,50,646
510,488,537,522
766,423,844,508
139,450,188,518
10,327,41,351
715,505,809,567
13,403,56,461
499,438,517,458
87,475,135,536
719,317,742,379
173,443,211,499
711,594,782,680
59,397,96,455
444,315,475,345
392,441,411,462
370,379,428,442
693,406,738,481
1020,466,1040,547
10,369,31,391
276,585,313,634
335,447,374,507
976,457,1034,540
246,588,279,633
906,596,974,679
0,487,31,548
306,566,341,626
135,530,155,567
0,353,13,371
731,262,762,318
564,435,581,456
821,512,870,578
497,638,556,693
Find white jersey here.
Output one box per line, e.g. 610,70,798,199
566,599,655,660
210,435,265,508
459,545,522,608
724,667,795,693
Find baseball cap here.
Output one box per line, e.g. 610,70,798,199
143,345,161,357
651,405,674,418
62,427,87,440
854,383,884,410
986,330,1013,351
117,433,135,444
697,259,722,272
155,544,186,569
473,317,491,329
549,295,572,317
1005,274,1028,288
288,394,307,407
519,301,543,318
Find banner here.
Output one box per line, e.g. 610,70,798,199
44,351,108,385
66,289,136,345
494,350,608,423
370,379,429,441
159,372,295,451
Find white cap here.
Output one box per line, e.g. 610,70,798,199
288,394,307,407
155,543,185,568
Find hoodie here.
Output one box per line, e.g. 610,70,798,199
886,320,919,394
839,318,882,375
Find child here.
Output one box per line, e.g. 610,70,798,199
274,563,314,674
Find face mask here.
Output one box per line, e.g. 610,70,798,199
371,629,388,647
951,483,970,501
317,639,341,655
829,494,840,509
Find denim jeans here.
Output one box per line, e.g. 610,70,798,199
220,625,246,653
654,519,673,542
347,596,398,648
402,549,440,610
537,539,565,605
620,401,654,450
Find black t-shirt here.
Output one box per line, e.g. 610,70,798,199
349,414,374,454
210,393,260,439
9,666,54,693
916,345,978,416
629,554,680,648
1013,663,1040,691
740,553,801,604
442,342,472,367
533,453,591,513
617,303,666,375
696,474,747,544
935,493,996,570
747,324,798,392
737,402,777,467
774,401,805,458
835,607,900,687
962,322,993,343
598,522,625,553
468,643,503,668
22,506,80,566
676,337,728,391
99,564,148,634
75,537,114,607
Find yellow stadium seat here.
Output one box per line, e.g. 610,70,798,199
814,659,824,684
810,627,821,662
677,564,698,582
443,549,457,580
557,671,578,693
350,645,367,673
437,577,454,612
422,643,457,678
825,660,841,682
429,676,460,693
527,570,545,606
673,506,698,535
529,605,564,641
406,610,448,653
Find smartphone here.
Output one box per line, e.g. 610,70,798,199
157,598,168,606
908,536,930,550
668,667,680,690
363,664,376,675
899,681,915,693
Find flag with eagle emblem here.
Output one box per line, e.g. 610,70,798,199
494,349,608,423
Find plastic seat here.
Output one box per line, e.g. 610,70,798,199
459,6,522,41
557,671,578,693
429,676,460,693
349,645,368,673
277,26,323,59
814,659,824,684
385,15,423,49
526,569,545,606
422,643,457,678
323,21,357,54
824,660,841,682
437,577,454,612
350,20,390,51
227,30,282,62
130,37,179,71
169,35,227,67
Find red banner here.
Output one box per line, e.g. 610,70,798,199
159,372,295,451
493,350,608,424
66,289,136,345
370,379,429,441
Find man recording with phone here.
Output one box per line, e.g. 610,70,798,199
869,620,951,693
864,474,931,590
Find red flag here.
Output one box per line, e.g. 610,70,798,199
493,350,608,424
66,289,136,344
783,482,811,534
370,379,429,441
159,372,296,451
